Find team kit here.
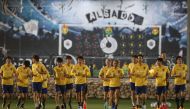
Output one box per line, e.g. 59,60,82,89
0,54,188,109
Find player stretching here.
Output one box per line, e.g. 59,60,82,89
64,55,74,109
106,60,124,109
99,58,112,109
128,55,138,108
171,56,188,109
150,58,170,109
16,60,32,109
0,56,16,109
131,55,149,109
32,55,48,109
72,56,91,109
54,57,67,109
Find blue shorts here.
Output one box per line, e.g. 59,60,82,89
56,85,66,93
66,83,73,91
130,82,135,91
156,86,166,95
2,85,14,93
32,82,42,93
75,84,87,92
103,86,109,92
42,88,48,94
135,86,146,95
18,86,28,93
109,87,120,91
175,84,186,93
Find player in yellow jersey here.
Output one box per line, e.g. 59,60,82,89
32,55,49,109
16,60,32,109
72,56,91,109
64,55,74,109
128,55,138,107
99,58,112,109
150,58,170,108
54,57,67,109
131,55,149,109
106,60,124,109
41,70,50,109
0,56,16,109
171,56,188,109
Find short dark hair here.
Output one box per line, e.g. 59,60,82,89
66,55,72,60
56,57,63,63
5,56,12,60
132,55,138,58
156,58,163,62
176,56,182,61
138,54,144,58
77,56,84,60
24,61,30,67
32,55,40,61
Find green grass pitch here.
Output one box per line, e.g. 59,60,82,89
0,98,190,109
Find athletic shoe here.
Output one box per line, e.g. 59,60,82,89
104,102,108,109
16,100,21,108
2,102,6,108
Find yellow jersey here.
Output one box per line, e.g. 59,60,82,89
171,64,188,85
42,73,50,88
32,62,48,82
63,63,74,84
54,66,67,85
106,67,124,87
131,63,149,86
99,66,111,86
128,63,136,83
150,65,169,86
0,64,16,85
16,66,31,87
72,64,91,84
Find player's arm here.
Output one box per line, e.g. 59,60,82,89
0,66,3,79
83,66,91,77
41,64,49,74
53,67,59,79
171,66,180,78
105,69,113,78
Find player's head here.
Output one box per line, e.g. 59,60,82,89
137,54,144,63
156,58,163,66
105,58,112,66
23,60,30,67
56,57,63,66
77,56,84,64
66,55,72,64
32,55,40,63
131,55,138,63
160,51,166,60
5,56,12,64
176,56,183,64
113,59,119,67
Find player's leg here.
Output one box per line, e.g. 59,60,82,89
130,82,136,107
108,88,114,109
75,84,82,109
175,85,180,109
81,84,86,108
103,86,109,109
60,85,67,109
42,88,48,109
180,85,186,109
114,88,120,109
142,86,147,109
17,86,22,107
6,85,13,109
55,85,61,109
32,82,38,108
66,84,73,109
135,86,141,108
156,87,162,108
2,85,7,108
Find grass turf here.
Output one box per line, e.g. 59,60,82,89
0,98,189,109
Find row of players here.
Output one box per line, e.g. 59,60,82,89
0,54,188,109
